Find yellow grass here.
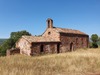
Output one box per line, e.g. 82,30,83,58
0,48,100,75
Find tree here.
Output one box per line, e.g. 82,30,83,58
0,30,31,56
99,37,100,41
0,38,14,55
10,30,31,47
97,37,100,46
91,34,99,48
91,34,99,42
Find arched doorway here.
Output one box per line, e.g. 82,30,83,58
40,45,44,53
70,42,73,51
57,44,60,53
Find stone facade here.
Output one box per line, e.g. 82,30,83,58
6,48,20,56
16,18,89,56
16,38,31,56
30,42,59,55
60,33,89,53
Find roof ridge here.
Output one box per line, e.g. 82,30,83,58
53,27,87,35
55,27,78,31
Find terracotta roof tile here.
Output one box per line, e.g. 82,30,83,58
54,27,88,35
22,36,60,43
21,27,88,43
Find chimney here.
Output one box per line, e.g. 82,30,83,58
46,18,53,28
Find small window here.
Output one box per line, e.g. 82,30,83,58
48,32,51,35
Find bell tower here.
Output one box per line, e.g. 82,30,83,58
47,18,53,28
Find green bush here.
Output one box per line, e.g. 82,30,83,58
92,42,98,48
0,30,31,56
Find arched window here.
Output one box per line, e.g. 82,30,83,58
48,20,50,28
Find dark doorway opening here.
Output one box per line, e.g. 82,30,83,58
57,44,60,53
70,42,73,51
40,45,44,53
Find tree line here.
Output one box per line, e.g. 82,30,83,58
0,30,31,56
0,30,100,56
90,34,100,48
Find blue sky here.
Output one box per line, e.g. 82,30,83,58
0,0,100,38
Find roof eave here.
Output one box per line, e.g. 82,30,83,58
59,32,88,36
31,41,61,43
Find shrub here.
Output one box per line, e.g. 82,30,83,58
92,42,98,48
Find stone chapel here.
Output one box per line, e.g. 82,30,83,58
16,18,89,56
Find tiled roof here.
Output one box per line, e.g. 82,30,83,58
22,36,60,43
54,27,88,35
21,27,88,43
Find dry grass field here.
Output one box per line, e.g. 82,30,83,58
0,48,100,75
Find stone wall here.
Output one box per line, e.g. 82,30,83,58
42,28,60,41
16,38,31,56
6,48,20,56
30,42,59,56
15,28,89,56
60,33,89,52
